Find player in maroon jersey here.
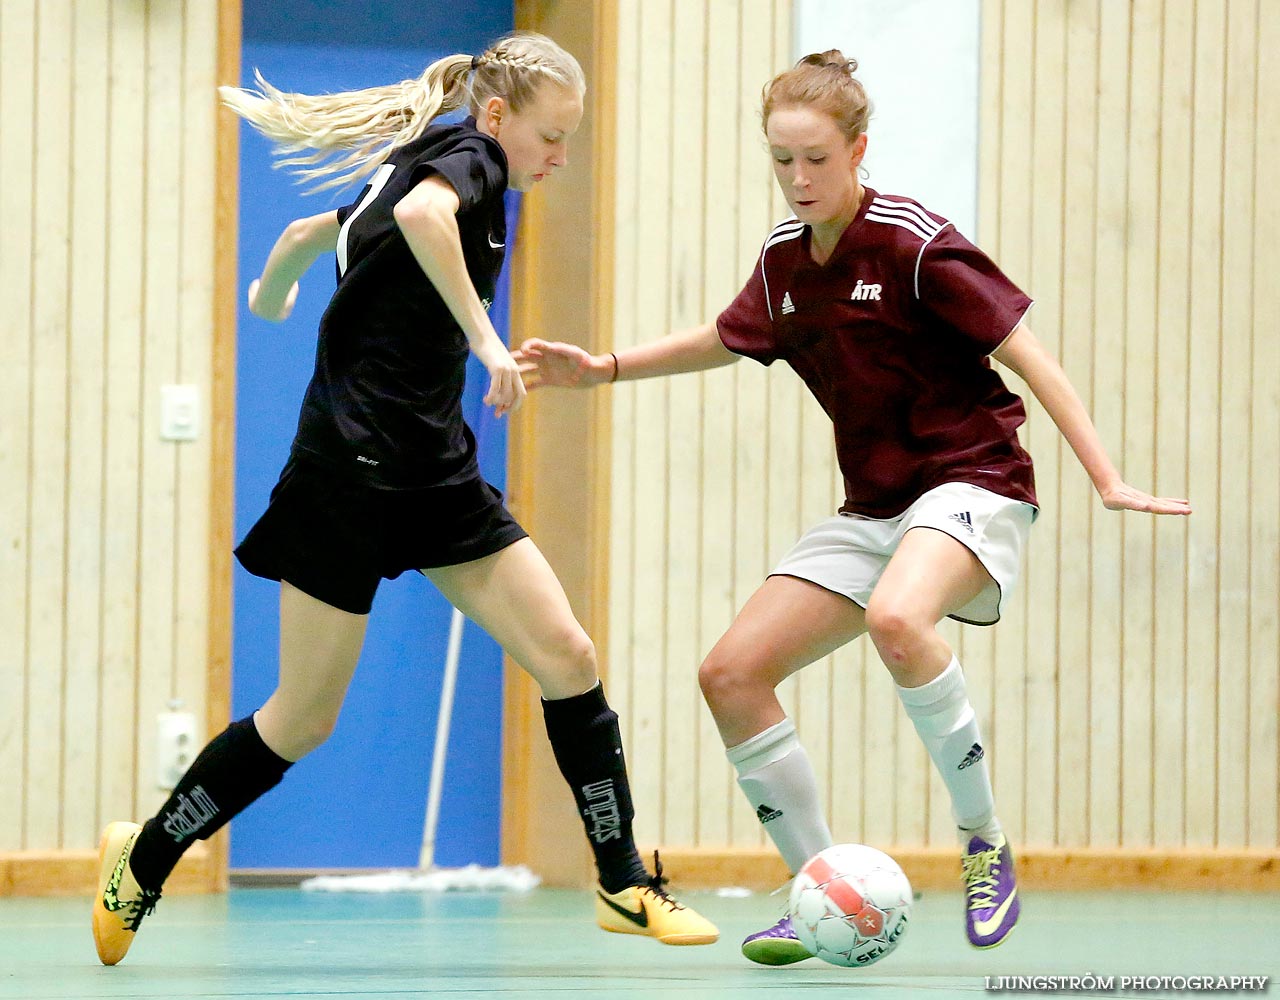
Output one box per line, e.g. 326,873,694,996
515,50,1190,960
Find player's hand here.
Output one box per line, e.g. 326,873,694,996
1099,482,1191,515
248,278,299,323
513,338,612,389
473,336,526,418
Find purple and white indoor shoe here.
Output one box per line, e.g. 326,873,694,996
962,833,1020,948
741,912,812,966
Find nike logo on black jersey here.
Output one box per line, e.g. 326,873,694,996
488,234,504,249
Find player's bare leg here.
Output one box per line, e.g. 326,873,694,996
95,585,367,965
699,574,866,963
867,527,1020,948
427,538,718,944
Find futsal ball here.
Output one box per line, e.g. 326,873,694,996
788,844,913,968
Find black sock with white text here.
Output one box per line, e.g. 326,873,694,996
128,715,291,892
542,683,649,894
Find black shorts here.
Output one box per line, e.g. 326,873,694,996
234,457,528,615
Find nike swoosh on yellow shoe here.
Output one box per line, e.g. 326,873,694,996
597,890,648,928
101,844,132,912
92,821,159,966
594,884,718,945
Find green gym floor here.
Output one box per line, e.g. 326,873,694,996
1,887,1275,999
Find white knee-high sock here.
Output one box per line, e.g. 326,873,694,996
726,718,832,874
896,656,1001,841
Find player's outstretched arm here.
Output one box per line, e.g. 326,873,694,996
395,175,524,417
514,322,739,390
248,210,340,323
993,323,1192,516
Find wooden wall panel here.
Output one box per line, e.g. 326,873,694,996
1120,0,1163,848
99,0,148,834
1215,0,1258,849
135,0,184,827
0,0,37,852
0,0,229,878
1019,0,1066,849
692,0,745,850
1088,0,1129,849
663,0,708,847
1248,1,1280,851
1151,0,1195,849
975,0,1274,855
63,0,111,850
26,0,73,851
1184,1,1227,851
593,0,1278,872
627,0,674,846
176,0,221,836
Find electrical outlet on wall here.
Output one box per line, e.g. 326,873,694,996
156,701,198,789
160,384,200,441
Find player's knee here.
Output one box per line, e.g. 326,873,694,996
265,711,338,760
864,600,924,671
544,626,598,690
698,649,750,712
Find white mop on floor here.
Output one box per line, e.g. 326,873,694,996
300,607,540,894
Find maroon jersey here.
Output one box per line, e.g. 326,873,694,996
717,187,1037,518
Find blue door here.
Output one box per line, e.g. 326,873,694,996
232,0,516,870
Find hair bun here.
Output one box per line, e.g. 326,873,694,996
800,49,858,75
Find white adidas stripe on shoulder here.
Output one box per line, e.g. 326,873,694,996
869,198,942,232
763,217,804,251
865,211,934,243
764,226,804,251
866,209,938,241
864,199,956,300
761,217,802,322
866,199,943,243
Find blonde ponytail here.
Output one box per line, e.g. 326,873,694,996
220,31,585,193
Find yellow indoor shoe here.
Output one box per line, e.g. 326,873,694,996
595,853,719,945
92,821,161,966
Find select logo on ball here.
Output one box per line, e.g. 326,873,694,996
788,843,913,968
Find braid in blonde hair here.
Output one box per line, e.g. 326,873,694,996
219,31,584,194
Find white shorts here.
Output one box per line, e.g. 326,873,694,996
770,482,1038,626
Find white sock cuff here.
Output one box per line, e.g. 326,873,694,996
726,718,799,775
895,655,964,709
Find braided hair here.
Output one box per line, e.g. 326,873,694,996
219,31,585,192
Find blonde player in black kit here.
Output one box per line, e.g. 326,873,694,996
91,32,718,967
515,51,1191,962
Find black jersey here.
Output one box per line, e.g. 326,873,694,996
290,117,508,489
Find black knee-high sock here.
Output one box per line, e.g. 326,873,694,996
129,715,292,892
542,683,648,893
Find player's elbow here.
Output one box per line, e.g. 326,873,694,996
282,212,339,256
393,186,452,239
281,217,317,252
